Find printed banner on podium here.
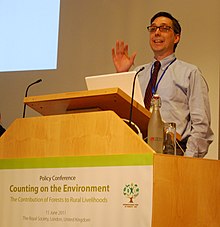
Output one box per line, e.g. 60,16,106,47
0,154,153,227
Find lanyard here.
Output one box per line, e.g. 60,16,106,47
151,58,177,94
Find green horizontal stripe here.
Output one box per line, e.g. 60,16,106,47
0,153,153,169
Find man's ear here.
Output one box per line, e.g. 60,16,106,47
174,34,180,44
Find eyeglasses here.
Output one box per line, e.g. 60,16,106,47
147,25,173,33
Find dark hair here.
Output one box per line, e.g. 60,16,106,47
150,12,181,50
151,12,181,34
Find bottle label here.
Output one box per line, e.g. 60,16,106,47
149,137,163,142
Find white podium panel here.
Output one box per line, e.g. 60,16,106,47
0,154,153,227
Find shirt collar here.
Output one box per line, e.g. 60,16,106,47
153,53,176,70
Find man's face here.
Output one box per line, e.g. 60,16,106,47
149,16,180,59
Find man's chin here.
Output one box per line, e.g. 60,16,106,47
152,48,164,55
152,44,164,51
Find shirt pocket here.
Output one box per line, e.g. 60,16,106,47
158,81,188,104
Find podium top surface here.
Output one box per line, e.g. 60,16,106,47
24,88,150,138
24,88,181,140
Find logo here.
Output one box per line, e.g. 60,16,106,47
123,183,139,208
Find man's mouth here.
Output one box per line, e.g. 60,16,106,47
154,39,163,43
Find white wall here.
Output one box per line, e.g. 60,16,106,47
0,0,219,159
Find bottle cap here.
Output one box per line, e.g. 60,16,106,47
151,94,161,108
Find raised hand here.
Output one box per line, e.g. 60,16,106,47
112,40,137,72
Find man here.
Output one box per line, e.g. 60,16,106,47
112,12,213,157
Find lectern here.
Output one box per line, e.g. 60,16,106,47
0,88,219,227
0,88,155,158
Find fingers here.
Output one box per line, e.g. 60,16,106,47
116,40,136,62
130,52,137,66
115,40,132,60
112,40,137,71
115,40,125,55
115,40,129,55
124,44,128,56
112,47,115,59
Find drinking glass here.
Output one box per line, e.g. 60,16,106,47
163,122,176,155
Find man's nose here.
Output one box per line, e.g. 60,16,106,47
155,27,161,35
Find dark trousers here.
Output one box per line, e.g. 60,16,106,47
0,125,6,136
